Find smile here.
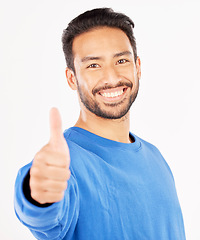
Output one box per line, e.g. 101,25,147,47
97,86,127,102
100,89,124,98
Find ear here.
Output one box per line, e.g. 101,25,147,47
65,68,77,90
135,57,141,80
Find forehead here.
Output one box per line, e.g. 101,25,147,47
72,27,133,60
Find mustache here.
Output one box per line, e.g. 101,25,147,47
92,81,133,95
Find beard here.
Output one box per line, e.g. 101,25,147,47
76,79,139,120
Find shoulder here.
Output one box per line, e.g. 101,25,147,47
134,134,174,180
132,133,160,153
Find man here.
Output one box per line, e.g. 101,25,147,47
14,8,186,240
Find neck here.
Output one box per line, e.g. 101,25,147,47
74,109,131,143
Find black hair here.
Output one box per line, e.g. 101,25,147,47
62,8,137,73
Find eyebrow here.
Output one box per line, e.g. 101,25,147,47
81,56,102,63
81,51,133,63
113,51,133,58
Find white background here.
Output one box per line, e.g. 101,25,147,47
1,0,199,239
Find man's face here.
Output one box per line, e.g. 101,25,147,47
72,27,141,119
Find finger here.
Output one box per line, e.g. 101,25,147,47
44,180,68,193
49,107,64,146
31,190,65,204
31,164,71,181
31,179,68,193
34,150,69,168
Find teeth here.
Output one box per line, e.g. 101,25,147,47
101,89,123,98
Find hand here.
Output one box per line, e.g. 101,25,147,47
29,108,70,204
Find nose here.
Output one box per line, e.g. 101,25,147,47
103,65,122,86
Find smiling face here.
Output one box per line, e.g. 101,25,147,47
67,27,141,120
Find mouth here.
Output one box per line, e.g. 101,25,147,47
97,86,128,102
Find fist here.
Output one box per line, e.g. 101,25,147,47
30,108,70,204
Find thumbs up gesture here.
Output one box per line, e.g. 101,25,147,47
29,108,70,204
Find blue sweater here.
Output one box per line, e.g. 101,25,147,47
14,127,186,239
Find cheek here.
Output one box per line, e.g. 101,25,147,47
79,69,102,89
76,72,94,92
119,67,135,82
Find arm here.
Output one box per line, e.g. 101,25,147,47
14,108,79,239
14,164,79,240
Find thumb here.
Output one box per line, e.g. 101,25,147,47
49,107,64,145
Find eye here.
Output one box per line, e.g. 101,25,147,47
87,63,100,69
117,59,129,64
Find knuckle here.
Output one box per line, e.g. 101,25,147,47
60,181,68,191
30,169,42,184
31,191,49,204
30,177,45,192
58,192,65,201
53,192,65,202
52,181,67,191
30,191,40,202
30,166,38,177
64,181,68,190
65,169,71,180
34,147,49,163
29,178,35,189
34,151,43,161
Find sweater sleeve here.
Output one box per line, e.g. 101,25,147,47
14,162,80,240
